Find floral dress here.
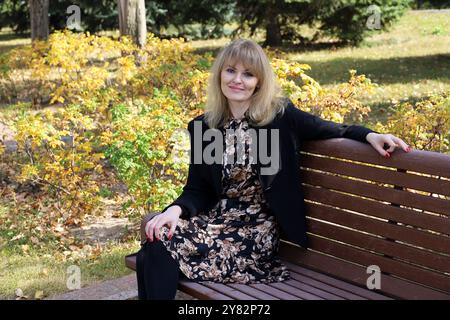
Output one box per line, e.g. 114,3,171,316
159,115,290,284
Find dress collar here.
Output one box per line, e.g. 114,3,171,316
229,109,250,121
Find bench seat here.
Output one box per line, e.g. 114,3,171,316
126,139,450,300
124,249,392,300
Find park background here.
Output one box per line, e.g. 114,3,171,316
0,0,448,300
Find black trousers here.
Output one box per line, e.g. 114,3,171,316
136,239,186,300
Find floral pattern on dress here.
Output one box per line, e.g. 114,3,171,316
158,115,290,284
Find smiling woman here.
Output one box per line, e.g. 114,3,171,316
135,38,411,300
220,62,260,120
204,39,286,129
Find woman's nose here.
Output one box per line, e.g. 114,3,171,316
232,73,243,82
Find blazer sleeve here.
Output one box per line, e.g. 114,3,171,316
286,99,379,143
160,119,216,220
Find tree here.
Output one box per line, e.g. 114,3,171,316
232,0,412,46
1,1,118,35
0,0,29,34
118,0,147,48
414,0,450,8
29,0,49,41
2,0,414,47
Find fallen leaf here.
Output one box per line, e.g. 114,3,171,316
10,234,25,242
15,288,24,297
69,245,79,251
34,290,45,300
40,268,49,277
15,288,29,300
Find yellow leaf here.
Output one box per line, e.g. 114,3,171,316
34,290,45,300
30,237,40,244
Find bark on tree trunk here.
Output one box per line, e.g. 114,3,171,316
29,0,49,41
264,0,282,47
118,0,147,48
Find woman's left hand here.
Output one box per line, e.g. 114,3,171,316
366,132,412,158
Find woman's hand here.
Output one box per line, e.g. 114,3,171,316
145,205,182,242
366,132,412,158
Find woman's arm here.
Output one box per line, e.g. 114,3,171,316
286,100,377,143
286,99,411,157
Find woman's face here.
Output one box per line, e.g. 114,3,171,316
220,61,259,104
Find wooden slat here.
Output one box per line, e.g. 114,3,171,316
301,139,450,177
285,263,391,300
307,235,450,293
178,280,233,300
279,241,450,300
201,283,257,300
307,217,450,273
126,249,446,300
301,154,450,196
248,283,300,300
303,185,450,235
125,254,136,270
227,283,281,300
268,282,323,300
282,279,344,300
305,202,450,260
287,271,363,300
301,169,450,216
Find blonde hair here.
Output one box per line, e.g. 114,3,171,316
204,39,286,129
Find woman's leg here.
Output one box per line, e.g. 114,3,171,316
136,240,180,300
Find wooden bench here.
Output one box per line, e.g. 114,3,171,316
125,138,450,300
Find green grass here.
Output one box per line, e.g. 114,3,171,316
0,241,140,300
283,10,450,123
179,10,450,124
0,29,30,55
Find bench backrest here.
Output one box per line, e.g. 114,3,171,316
292,138,449,296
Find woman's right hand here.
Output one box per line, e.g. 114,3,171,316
145,205,182,242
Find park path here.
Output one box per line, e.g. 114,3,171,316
46,274,194,300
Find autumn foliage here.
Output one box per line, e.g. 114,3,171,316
0,30,448,251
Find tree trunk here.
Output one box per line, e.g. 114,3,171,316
29,0,49,41
264,0,282,47
118,0,147,48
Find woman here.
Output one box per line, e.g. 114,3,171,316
136,39,411,300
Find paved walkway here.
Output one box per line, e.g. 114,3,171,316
46,274,194,300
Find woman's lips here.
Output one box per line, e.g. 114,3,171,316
229,86,244,91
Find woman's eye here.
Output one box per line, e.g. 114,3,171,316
226,68,253,77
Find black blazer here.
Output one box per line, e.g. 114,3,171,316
161,98,377,248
